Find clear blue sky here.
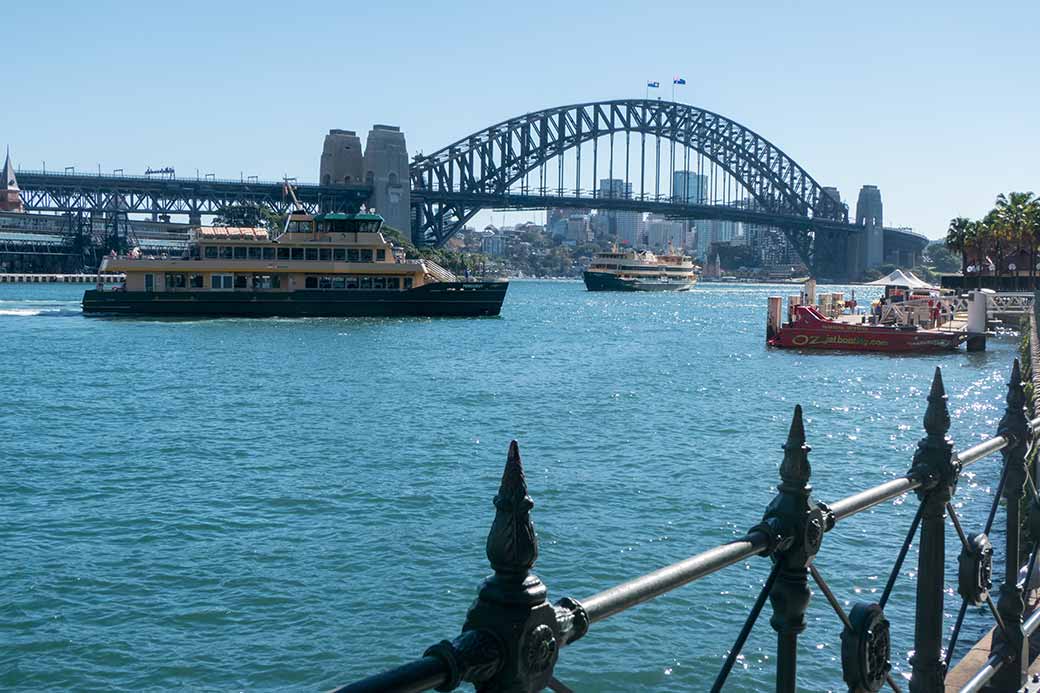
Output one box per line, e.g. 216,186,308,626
3,0,1038,238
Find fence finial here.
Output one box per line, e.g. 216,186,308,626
486,440,538,577
459,440,560,693
779,404,811,492
923,366,950,439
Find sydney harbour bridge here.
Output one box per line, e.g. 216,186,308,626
7,99,926,280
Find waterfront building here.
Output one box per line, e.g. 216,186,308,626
2,149,24,213
481,233,506,256
565,214,591,243
644,214,686,251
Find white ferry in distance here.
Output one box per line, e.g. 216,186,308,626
583,245,698,292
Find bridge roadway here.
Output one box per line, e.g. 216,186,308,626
16,170,371,220
15,169,928,278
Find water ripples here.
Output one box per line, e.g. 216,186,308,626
0,281,1021,691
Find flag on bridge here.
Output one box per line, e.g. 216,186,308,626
647,81,660,88
673,77,686,85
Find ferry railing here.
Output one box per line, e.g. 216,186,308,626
333,351,1040,692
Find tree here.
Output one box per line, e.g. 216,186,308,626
993,191,1036,288
925,242,960,273
212,204,263,227
945,216,972,274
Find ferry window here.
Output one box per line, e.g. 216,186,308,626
190,274,204,288
247,247,261,259
305,276,318,289
332,277,346,289
360,249,373,262
293,220,311,233
360,221,379,233
319,276,332,290
376,249,386,261
166,273,187,289
220,246,233,259
277,247,291,260
403,277,413,289
372,276,386,289
204,246,218,259
144,274,154,291
319,248,331,261
359,276,372,289
385,277,399,289
315,221,326,233
333,248,346,261
233,246,247,259
211,274,233,289
347,248,360,262
291,247,304,261
253,274,278,289
262,247,275,260
305,247,319,261
234,274,248,289
272,275,281,288
345,277,359,289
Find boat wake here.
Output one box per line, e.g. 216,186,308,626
0,306,81,317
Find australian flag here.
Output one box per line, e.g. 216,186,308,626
647,81,660,88
673,77,686,85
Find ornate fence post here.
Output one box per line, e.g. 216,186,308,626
991,358,1029,690
908,367,957,692
763,405,825,693
424,441,562,693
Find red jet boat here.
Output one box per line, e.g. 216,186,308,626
768,305,966,353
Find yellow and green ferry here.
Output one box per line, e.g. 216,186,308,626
82,211,507,317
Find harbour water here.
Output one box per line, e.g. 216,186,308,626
0,281,1021,691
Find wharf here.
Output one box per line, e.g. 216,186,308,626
834,312,970,334
0,273,124,283
945,588,1040,691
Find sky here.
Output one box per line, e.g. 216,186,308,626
3,0,1038,239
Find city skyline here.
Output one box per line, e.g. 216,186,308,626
3,0,1038,240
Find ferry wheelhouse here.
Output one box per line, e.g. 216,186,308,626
583,246,697,291
82,211,507,317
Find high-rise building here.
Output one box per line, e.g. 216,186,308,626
671,171,708,205
596,179,641,246
644,215,685,251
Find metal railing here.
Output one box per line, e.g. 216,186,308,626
333,321,1040,693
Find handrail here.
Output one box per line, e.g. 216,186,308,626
336,304,1040,693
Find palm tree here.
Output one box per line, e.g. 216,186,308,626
946,216,972,275
993,192,1036,290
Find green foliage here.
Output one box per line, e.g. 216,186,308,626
212,204,263,227
924,242,960,273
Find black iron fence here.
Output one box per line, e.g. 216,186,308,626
334,313,1040,693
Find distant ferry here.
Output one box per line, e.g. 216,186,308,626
583,246,697,291
82,210,508,318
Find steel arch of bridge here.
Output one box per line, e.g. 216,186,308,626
410,99,851,264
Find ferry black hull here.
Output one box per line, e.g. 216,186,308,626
583,271,695,292
82,282,508,318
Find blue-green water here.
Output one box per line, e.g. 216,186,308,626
0,281,1021,691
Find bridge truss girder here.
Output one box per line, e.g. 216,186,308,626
17,172,372,219
409,99,851,272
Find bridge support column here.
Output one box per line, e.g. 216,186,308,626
814,229,852,282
